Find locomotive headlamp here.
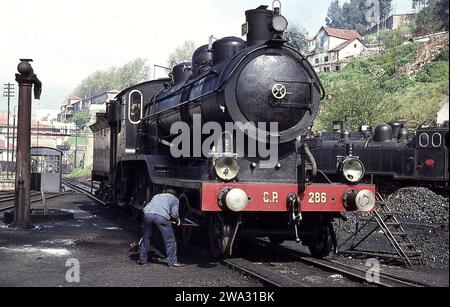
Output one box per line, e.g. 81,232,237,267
272,15,288,33
215,156,240,181
225,188,249,212
340,157,365,183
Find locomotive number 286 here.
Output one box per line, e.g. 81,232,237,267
308,192,327,204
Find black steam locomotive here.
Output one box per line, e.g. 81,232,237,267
90,3,377,258
311,121,449,194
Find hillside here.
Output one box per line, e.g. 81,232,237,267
314,33,449,131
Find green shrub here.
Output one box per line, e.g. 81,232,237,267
314,40,448,131
380,74,413,93
416,62,449,83
70,165,93,178
435,48,449,62
384,27,413,50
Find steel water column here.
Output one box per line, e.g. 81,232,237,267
13,59,42,228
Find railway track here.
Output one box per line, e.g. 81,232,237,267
250,238,434,288
60,178,434,288
0,191,42,204
62,179,305,287
222,257,311,287
62,179,106,205
0,192,66,212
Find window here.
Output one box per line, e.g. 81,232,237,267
335,66,340,71
354,44,357,48
432,133,442,147
128,90,143,124
419,133,430,147
315,58,319,64
324,56,329,63
319,35,326,49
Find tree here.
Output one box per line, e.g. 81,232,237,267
315,73,388,131
415,0,449,34
325,0,393,34
326,0,344,28
72,58,151,98
285,25,308,53
167,41,196,68
71,109,91,130
114,58,152,89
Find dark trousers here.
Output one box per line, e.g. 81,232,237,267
139,213,177,266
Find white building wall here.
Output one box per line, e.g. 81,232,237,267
328,36,347,50
315,29,328,51
338,40,365,60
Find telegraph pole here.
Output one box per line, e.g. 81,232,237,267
3,83,15,179
13,59,42,229
74,128,78,169
12,106,17,172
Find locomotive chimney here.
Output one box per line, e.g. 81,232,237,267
244,2,288,46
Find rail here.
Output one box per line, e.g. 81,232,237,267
251,238,433,288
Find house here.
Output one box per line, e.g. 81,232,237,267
305,26,365,73
57,90,120,123
85,89,120,121
366,13,417,35
0,113,73,175
57,96,82,122
385,13,417,30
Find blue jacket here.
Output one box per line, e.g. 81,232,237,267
143,193,179,221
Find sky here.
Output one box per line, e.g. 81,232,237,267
0,0,413,115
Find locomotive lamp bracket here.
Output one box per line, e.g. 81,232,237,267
271,1,288,34
272,0,282,15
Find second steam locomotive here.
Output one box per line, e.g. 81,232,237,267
311,121,449,194
90,3,377,258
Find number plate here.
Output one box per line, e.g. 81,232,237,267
308,192,328,204
241,22,249,36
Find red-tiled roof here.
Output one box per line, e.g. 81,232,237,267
329,38,361,52
320,26,363,40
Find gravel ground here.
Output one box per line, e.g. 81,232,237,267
385,187,449,268
336,187,449,270
0,192,261,287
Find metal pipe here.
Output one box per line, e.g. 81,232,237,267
12,59,41,229
14,175,25,225
303,143,318,178
14,83,32,227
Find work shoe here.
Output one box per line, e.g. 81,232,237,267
137,260,147,266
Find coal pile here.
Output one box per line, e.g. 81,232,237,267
385,187,449,225
336,187,449,269
385,187,449,268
